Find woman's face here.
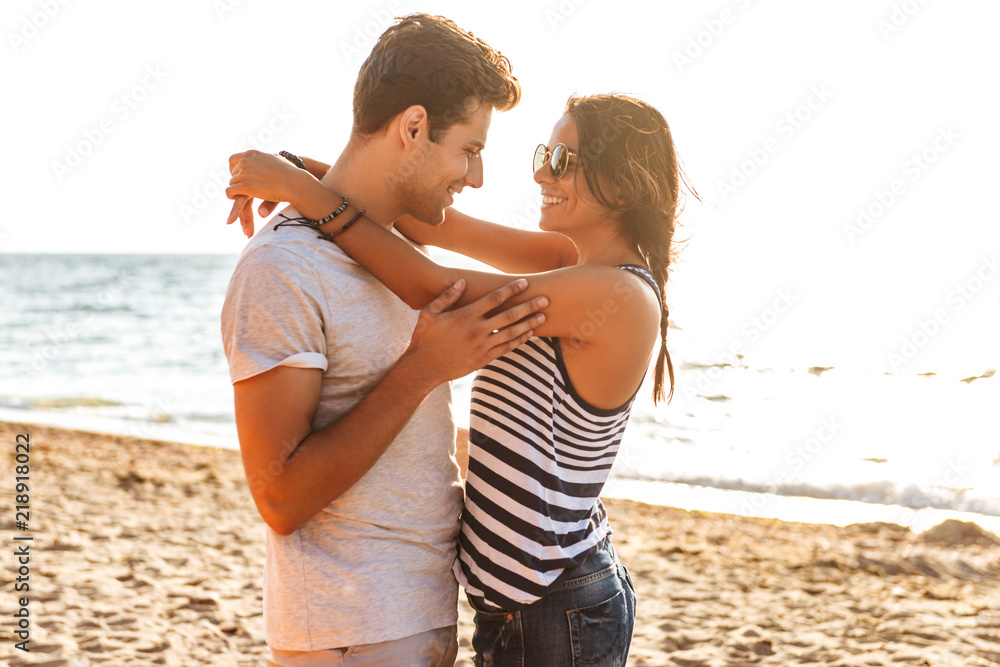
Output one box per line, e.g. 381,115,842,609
534,115,610,234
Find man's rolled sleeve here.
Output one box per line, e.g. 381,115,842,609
221,245,330,384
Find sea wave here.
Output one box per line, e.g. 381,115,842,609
612,472,1000,517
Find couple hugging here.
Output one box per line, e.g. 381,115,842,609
221,12,688,667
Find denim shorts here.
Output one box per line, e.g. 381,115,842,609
465,540,637,667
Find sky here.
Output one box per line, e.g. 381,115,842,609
3,0,998,375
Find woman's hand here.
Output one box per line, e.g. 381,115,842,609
226,151,317,238
227,195,276,239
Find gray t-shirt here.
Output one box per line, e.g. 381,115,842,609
220,208,463,650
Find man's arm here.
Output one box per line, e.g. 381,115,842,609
235,359,436,536
234,279,545,536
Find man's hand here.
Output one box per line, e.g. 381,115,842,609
233,277,547,536
400,278,548,388
226,150,312,238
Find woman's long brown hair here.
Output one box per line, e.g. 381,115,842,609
565,94,697,403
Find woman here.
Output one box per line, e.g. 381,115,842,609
229,93,689,666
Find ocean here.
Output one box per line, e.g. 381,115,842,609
2,253,998,534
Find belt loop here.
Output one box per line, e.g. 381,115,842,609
607,541,626,582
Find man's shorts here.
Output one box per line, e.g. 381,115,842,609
268,625,458,667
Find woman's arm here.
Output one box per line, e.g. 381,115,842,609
226,151,659,344
300,156,331,181
394,209,578,274
327,214,655,344
236,152,577,272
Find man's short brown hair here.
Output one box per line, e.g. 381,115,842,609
353,13,521,142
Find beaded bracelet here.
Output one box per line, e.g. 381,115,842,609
274,204,364,243
278,150,308,171
275,151,348,224
326,208,366,237
313,195,350,225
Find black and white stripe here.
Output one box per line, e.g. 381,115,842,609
454,265,659,609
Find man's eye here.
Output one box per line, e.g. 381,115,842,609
467,149,481,158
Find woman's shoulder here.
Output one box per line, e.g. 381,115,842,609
549,263,661,325
614,264,661,303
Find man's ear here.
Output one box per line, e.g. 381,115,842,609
396,105,430,150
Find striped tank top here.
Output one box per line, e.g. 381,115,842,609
454,264,660,609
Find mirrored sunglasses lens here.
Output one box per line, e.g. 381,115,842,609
533,145,548,172
551,144,568,178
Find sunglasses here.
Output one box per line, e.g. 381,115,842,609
532,143,578,179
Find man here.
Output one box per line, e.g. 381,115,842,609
220,14,540,666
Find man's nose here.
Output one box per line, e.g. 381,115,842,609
465,155,484,189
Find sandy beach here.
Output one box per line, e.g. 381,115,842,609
2,422,999,666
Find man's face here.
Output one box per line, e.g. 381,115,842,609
395,100,492,225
